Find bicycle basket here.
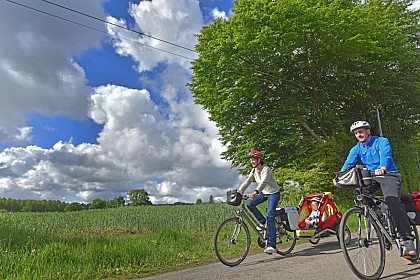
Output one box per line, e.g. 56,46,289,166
227,190,242,206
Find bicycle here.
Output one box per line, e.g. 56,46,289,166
337,168,419,280
214,190,297,266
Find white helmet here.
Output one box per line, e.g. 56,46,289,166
311,197,322,203
350,121,371,133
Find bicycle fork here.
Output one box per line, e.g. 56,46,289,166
230,217,244,245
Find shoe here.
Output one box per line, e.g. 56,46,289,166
264,246,276,254
402,240,417,258
256,223,266,231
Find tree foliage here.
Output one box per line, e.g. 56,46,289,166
89,198,107,210
0,195,125,212
0,197,67,212
107,196,126,208
129,189,152,206
189,0,420,190
64,202,86,212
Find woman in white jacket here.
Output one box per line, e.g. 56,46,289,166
238,149,280,254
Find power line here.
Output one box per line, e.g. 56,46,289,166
39,0,197,53
4,0,196,60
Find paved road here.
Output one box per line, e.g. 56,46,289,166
141,237,420,280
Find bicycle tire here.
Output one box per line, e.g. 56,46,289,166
339,207,385,280
276,221,296,255
214,217,251,266
308,237,320,245
337,225,351,245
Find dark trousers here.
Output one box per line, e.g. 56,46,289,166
367,173,413,240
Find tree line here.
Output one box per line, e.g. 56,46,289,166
0,189,152,213
0,190,219,213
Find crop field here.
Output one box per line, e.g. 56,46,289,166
0,197,354,280
0,203,237,280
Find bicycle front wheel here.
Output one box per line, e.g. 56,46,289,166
339,207,385,280
214,217,251,266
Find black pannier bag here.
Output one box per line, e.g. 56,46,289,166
401,194,420,225
276,206,299,231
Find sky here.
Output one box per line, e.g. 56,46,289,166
0,0,419,205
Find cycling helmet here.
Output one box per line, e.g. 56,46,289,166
248,149,263,159
227,190,242,206
350,121,371,133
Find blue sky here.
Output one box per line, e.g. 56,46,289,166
0,0,239,204
0,0,419,204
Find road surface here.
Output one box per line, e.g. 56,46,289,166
141,237,420,280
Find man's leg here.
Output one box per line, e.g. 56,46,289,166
375,174,412,238
375,174,416,257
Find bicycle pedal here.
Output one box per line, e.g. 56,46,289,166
384,240,392,250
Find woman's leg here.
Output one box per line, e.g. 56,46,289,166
246,193,267,224
266,192,281,248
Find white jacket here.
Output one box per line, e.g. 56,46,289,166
238,165,280,195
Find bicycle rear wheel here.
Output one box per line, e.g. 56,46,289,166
339,207,385,280
276,221,296,255
407,219,420,262
214,217,251,266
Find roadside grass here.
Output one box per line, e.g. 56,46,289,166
0,204,233,279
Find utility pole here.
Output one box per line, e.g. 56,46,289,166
376,105,383,136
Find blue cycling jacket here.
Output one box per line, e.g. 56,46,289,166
341,136,398,173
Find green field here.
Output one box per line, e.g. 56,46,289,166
0,199,355,280
0,203,239,280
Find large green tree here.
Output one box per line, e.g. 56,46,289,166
129,189,152,206
89,198,107,210
189,0,419,192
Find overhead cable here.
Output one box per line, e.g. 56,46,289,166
4,0,196,60
39,0,197,53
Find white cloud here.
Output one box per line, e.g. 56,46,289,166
145,181,226,204
211,8,228,20
0,82,241,203
0,142,130,202
89,84,240,203
411,0,420,10
107,0,201,72
0,0,105,144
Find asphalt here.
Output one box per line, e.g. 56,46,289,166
140,235,420,280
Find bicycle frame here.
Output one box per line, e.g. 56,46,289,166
354,189,402,251
235,201,268,241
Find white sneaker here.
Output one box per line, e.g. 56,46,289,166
264,246,276,254
256,223,266,231
403,240,416,258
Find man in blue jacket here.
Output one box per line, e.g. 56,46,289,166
340,120,416,258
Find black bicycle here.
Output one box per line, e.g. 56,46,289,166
337,169,419,279
214,190,296,266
